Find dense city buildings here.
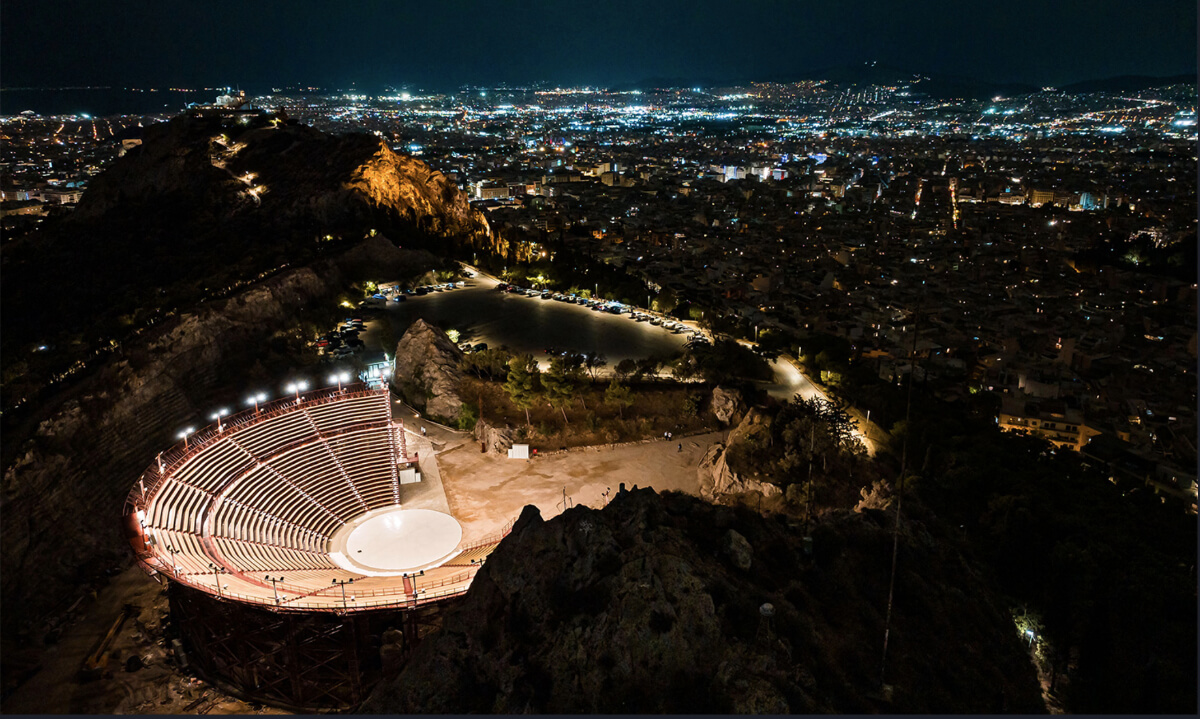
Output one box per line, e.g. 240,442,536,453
7,77,1191,507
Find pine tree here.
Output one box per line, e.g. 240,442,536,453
542,356,576,425
503,354,541,426
604,378,633,419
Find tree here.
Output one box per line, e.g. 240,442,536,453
542,356,576,425
671,354,701,381
463,347,513,380
652,288,677,314
635,355,664,379
561,352,589,408
503,354,541,426
583,351,608,381
604,378,634,419
614,358,637,380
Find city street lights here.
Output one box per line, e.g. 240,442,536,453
265,574,285,604
177,426,196,450
285,380,308,404
328,372,350,391
332,577,354,609
210,408,230,432
245,392,268,413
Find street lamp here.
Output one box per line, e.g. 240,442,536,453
265,574,285,604
177,426,196,450
165,545,180,576
332,577,354,609
245,392,267,413
208,563,228,598
285,380,308,404
209,408,230,432
328,372,350,391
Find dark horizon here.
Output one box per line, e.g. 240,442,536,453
2,0,1195,92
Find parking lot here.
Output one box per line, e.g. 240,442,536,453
370,272,697,369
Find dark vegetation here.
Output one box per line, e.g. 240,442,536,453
710,321,1197,713
461,347,716,446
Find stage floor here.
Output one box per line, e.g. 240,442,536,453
328,506,463,576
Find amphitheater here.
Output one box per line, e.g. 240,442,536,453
121,383,511,709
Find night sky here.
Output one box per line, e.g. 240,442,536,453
2,0,1195,90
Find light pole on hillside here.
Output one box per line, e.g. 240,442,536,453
332,577,354,609
245,392,267,413
177,427,196,450
265,575,285,604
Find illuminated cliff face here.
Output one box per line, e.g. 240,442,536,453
4,115,496,376
68,115,492,252
347,142,489,243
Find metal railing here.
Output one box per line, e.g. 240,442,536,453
139,517,518,614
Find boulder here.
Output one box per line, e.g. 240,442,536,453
697,444,783,505
697,410,782,506
710,386,745,425
391,319,465,422
720,529,753,570
474,418,516,454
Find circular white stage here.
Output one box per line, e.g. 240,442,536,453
328,507,463,576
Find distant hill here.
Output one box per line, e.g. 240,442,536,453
621,77,720,91
1058,73,1196,93
796,63,1040,99
635,64,1193,100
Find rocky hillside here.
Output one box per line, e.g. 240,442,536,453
364,489,1044,714
390,318,465,423
0,237,428,639
1,112,490,403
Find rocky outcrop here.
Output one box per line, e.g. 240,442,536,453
363,489,1045,713
710,385,746,425
391,319,465,423
71,116,490,246
2,114,491,394
474,418,517,454
698,408,783,506
0,237,431,637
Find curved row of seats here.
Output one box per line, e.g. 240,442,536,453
143,391,401,578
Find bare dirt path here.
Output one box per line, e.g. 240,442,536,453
436,432,722,542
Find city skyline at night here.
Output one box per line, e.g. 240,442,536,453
0,2,1195,715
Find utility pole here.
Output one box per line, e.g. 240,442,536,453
880,294,921,695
